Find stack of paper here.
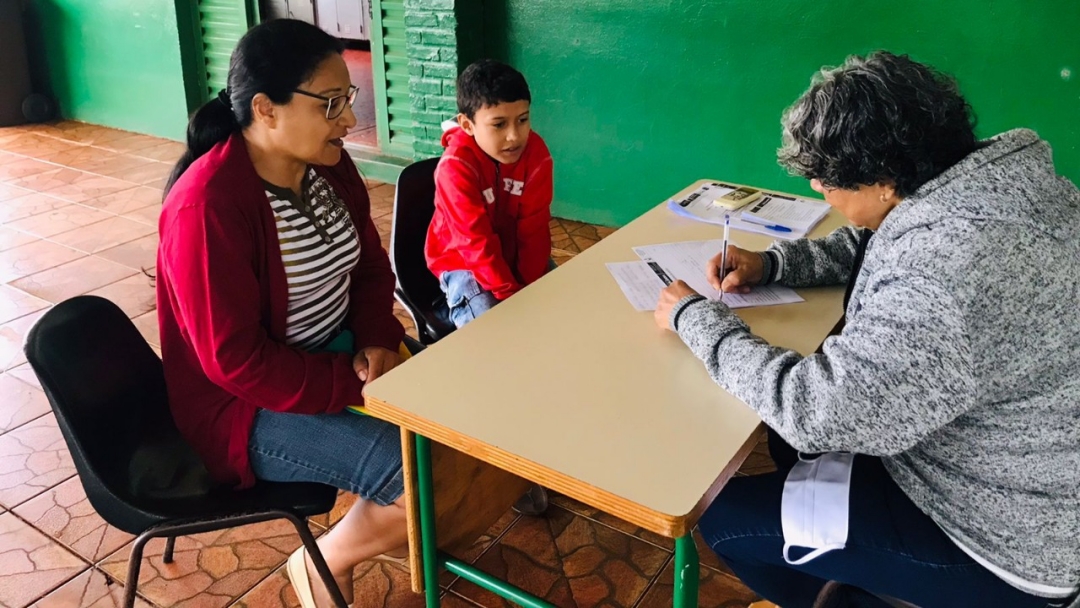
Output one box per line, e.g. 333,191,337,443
668,182,830,240
605,239,805,312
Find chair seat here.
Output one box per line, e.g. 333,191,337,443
100,480,338,535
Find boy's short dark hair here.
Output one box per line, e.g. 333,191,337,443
456,59,531,119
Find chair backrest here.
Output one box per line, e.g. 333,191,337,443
24,295,209,531
390,157,455,343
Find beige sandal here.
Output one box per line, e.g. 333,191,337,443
370,551,410,570
286,547,318,608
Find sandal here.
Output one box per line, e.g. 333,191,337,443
286,547,318,608
370,551,410,570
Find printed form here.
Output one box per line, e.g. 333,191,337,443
607,239,804,311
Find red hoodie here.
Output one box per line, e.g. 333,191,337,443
425,126,553,300
157,133,403,488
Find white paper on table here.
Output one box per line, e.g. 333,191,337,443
605,261,668,311
740,193,830,233
623,239,806,310
667,198,805,240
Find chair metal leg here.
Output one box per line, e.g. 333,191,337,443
122,530,154,608
285,513,349,608
162,536,176,564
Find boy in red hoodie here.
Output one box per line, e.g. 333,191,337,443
425,59,554,329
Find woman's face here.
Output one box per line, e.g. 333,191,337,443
272,53,357,167
810,179,900,230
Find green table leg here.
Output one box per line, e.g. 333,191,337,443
414,434,441,608
673,533,700,608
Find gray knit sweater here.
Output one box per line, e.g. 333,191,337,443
671,129,1080,596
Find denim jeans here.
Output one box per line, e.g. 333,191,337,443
439,259,557,329
248,409,404,506
246,329,408,506
439,269,500,329
697,429,1068,608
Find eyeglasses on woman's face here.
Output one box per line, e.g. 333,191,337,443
293,85,359,120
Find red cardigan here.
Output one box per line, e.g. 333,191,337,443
156,133,404,488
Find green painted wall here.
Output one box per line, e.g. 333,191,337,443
484,0,1080,227
25,0,188,140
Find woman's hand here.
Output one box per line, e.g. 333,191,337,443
707,245,764,293
353,346,401,384
654,280,701,331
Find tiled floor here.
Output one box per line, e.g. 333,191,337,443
0,121,773,607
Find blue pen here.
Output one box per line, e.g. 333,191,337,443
762,224,793,233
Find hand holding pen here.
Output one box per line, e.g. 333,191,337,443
707,244,764,295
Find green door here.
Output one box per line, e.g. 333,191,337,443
371,0,415,158
177,0,260,109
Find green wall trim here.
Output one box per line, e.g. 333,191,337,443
481,0,1080,227
350,146,411,184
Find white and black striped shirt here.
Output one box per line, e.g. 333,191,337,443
264,169,360,351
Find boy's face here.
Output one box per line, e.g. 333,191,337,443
459,100,531,165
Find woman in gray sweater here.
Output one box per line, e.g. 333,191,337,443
656,51,1080,608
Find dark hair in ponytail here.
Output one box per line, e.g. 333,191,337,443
165,19,345,195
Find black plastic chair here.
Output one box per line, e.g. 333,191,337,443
390,157,456,345
24,296,347,608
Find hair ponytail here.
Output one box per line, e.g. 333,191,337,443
163,19,343,197
164,93,239,196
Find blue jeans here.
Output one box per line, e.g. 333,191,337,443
248,409,404,506
698,430,1066,608
439,260,557,329
246,330,407,506
439,269,500,329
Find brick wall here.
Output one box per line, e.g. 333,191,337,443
402,0,461,159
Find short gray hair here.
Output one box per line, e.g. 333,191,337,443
778,51,977,197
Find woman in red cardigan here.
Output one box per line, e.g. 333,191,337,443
158,20,407,608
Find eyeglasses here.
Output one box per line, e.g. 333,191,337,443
293,85,359,120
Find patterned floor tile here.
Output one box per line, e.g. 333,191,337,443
8,362,44,390
98,519,320,608
95,234,159,271
0,284,51,325
549,493,673,550
0,133,83,159
440,509,519,588
132,142,186,164
0,192,72,224
39,147,135,175
451,506,670,607
0,512,88,608
4,202,113,238
131,311,160,347
0,373,50,435
0,413,76,509
91,133,170,155
0,182,34,204
30,568,155,608
86,274,156,319
112,162,173,186
0,157,60,182
0,240,85,283
81,186,162,216
19,169,135,204
0,226,39,252
636,559,760,608
122,203,162,227
0,310,48,372
13,476,135,563
10,256,138,304
49,216,155,255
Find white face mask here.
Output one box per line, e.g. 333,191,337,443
781,452,856,565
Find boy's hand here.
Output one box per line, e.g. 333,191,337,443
654,280,700,331
354,347,401,385
707,245,764,293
